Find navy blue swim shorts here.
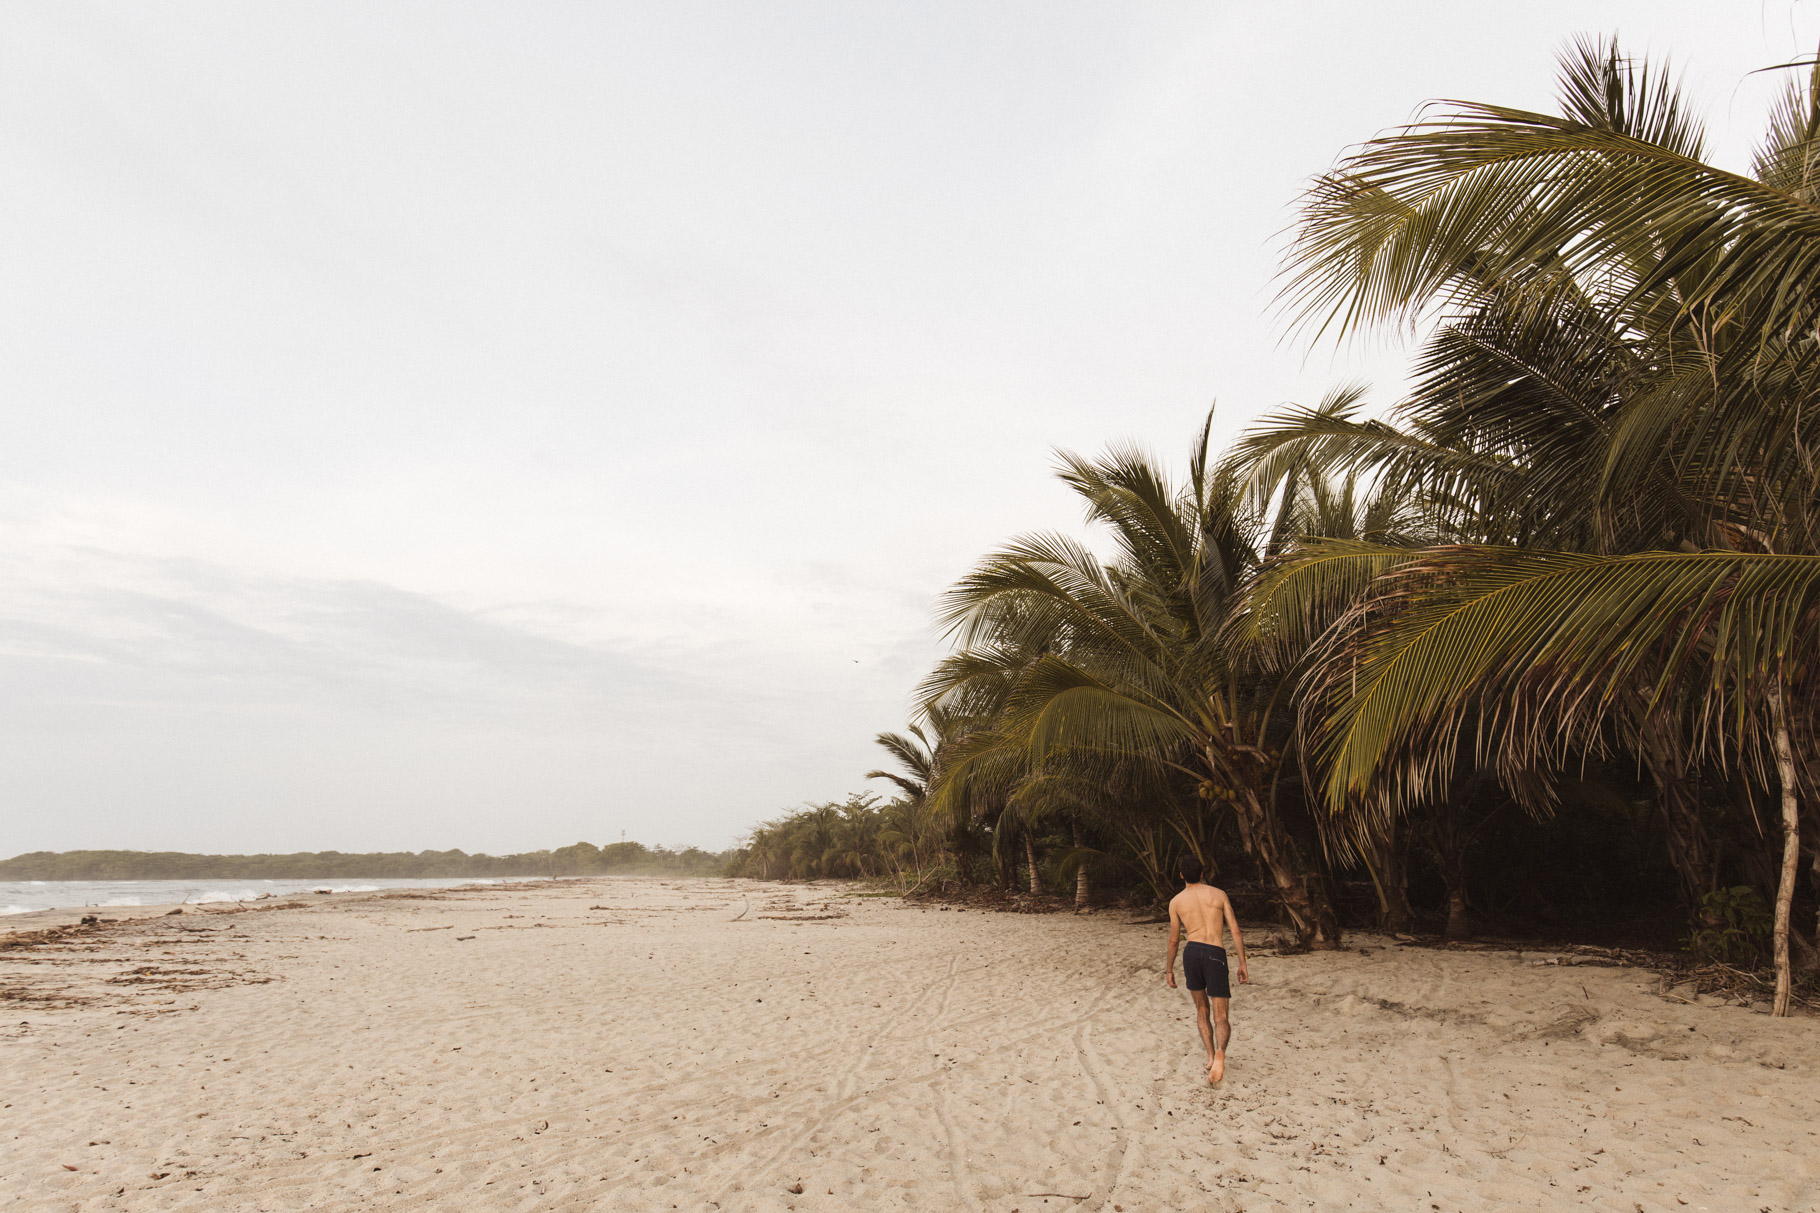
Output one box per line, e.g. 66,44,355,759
1182,941,1231,998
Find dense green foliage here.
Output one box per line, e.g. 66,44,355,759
722,795,935,883
735,39,1820,1015
1259,37,1820,1013
0,841,728,881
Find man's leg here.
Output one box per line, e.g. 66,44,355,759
1191,990,1216,1081
1209,997,1231,1083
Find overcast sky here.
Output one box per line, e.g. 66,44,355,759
2,2,1814,857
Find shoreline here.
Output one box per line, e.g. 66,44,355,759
0,878,557,925
2,877,1815,1211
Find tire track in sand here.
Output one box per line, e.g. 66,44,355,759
699,950,968,1208
1075,1020,1131,1211
695,968,1116,1210
931,1077,981,1211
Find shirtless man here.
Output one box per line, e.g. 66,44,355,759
1164,855,1249,1084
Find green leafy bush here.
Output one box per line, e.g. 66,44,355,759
1686,886,1773,966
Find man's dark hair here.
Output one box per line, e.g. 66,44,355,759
1176,854,1203,883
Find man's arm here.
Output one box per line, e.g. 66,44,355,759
1164,901,1180,988
1223,892,1249,984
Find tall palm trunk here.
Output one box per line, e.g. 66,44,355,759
1227,769,1339,947
1073,824,1090,909
1025,832,1041,895
1770,674,1801,1017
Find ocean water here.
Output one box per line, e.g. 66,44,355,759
0,876,535,916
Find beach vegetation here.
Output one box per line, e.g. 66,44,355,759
723,794,939,885
1258,35,1820,1013
1687,886,1776,968
736,36,1820,1016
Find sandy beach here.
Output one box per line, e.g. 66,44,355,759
1,878,1816,1212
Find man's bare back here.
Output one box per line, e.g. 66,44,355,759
1169,883,1235,949
1163,863,1248,1085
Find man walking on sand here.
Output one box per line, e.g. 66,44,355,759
1164,855,1248,1084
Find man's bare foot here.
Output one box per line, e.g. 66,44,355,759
1208,1053,1225,1084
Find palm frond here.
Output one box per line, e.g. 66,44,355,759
864,771,927,800
1284,39,1820,353
1231,539,1422,667
1002,658,1199,762
1307,547,1820,812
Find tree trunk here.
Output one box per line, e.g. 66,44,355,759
1073,825,1090,910
1444,889,1471,941
1362,818,1414,934
951,825,975,887
1025,832,1041,896
1640,713,1720,917
1424,798,1473,941
1661,783,1720,918
1769,675,1801,1018
1233,787,1340,948
1810,842,1820,972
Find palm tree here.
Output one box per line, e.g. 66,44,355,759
825,795,885,878
742,825,786,881
867,702,997,886
920,420,1347,946
874,797,929,885
865,717,944,805
1001,764,1118,908
1264,37,1820,1012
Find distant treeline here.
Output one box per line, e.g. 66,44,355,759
0,841,730,881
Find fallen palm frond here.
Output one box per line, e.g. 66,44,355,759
1659,962,1820,1013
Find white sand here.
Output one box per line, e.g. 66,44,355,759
1,878,1816,1212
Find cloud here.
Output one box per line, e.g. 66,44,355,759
0,537,926,854
0,548,683,727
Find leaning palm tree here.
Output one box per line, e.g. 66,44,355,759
865,722,940,805
1267,37,1820,1013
